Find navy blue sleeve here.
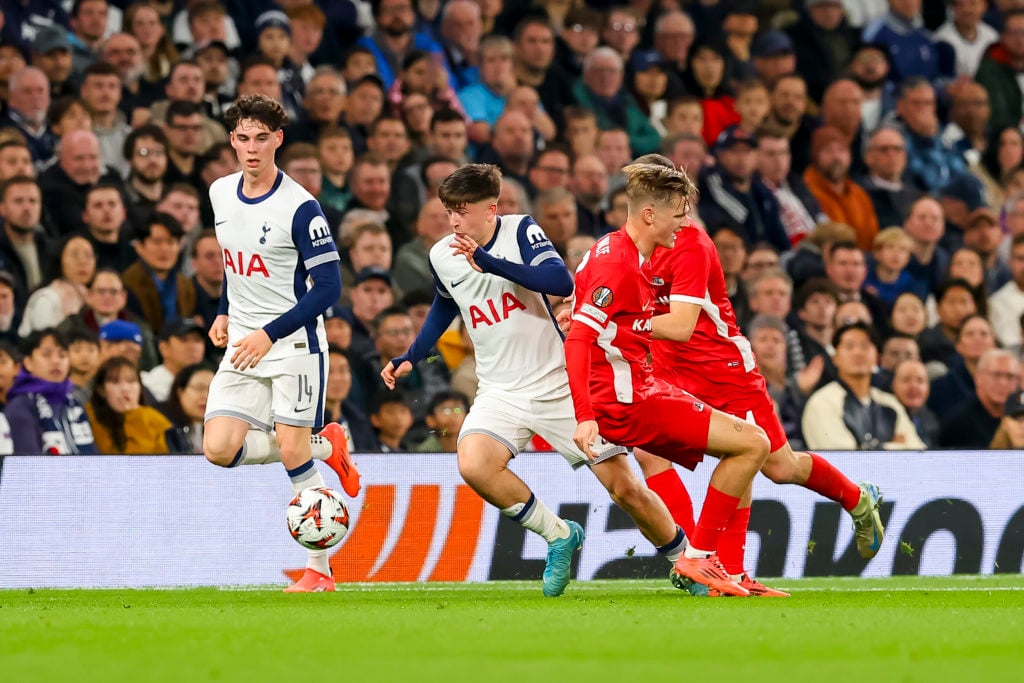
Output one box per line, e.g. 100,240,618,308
5,397,42,455
392,293,460,366
263,200,343,342
471,216,573,296
216,278,228,317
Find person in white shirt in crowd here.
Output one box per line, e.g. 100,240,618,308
988,232,1024,354
934,0,999,77
141,319,208,402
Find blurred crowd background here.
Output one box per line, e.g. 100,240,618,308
1,0,1023,455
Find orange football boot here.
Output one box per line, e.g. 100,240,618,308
284,568,335,593
319,423,361,497
673,554,750,597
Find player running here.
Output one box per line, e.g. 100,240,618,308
565,162,770,597
634,153,884,596
201,94,360,593
382,164,687,597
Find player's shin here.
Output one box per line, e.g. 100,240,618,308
644,468,695,538
287,460,332,575
230,430,283,465
804,452,862,512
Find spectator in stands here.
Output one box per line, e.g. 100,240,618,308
939,173,987,246
526,146,572,197
323,307,352,351
903,197,950,301
341,74,386,154
458,35,515,142
286,67,346,147
98,319,145,367
699,127,790,253
573,46,659,155
0,176,53,304
0,340,19,407
733,79,770,137
792,277,839,357
39,129,119,236
416,389,469,453
149,61,226,154
756,125,823,247
437,0,481,92
316,126,354,216
6,328,96,454
122,212,195,337
156,184,202,269
662,96,705,139
865,227,915,307
0,273,18,344
80,62,131,175
860,126,923,228
976,9,1024,133
890,291,929,340
630,49,669,136
121,124,168,229
822,79,867,174
747,268,793,322
140,319,206,403
251,11,304,121
891,359,940,448
100,32,162,118
948,245,988,293
125,1,178,85
919,278,981,364
235,55,283,104
358,0,445,90
48,95,93,140
929,313,998,417
765,74,816,175
78,183,134,273
802,322,925,450
1,67,56,174
567,154,609,236
978,126,1024,208
747,314,813,447
159,363,214,454
394,198,448,297
662,132,707,181
512,16,574,131
988,233,1024,352
990,390,1024,448
344,153,403,246
556,7,602,79
944,80,991,168
369,388,413,452
863,0,953,86
19,234,95,336
497,177,530,216
681,38,739,148
344,266,395,362
849,42,896,131
161,100,206,187
533,188,578,250
322,344,375,452
825,240,889,330
788,0,860,103
711,227,751,325
940,348,1021,448
0,140,35,182
749,30,796,88
87,356,173,454
65,326,100,404
479,110,534,186
877,333,921,386
887,77,967,194
934,0,998,77
804,125,880,251
340,222,393,303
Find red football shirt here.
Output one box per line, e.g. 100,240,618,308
564,229,660,422
648,223,756,377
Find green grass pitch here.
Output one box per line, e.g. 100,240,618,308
2,576,1022,683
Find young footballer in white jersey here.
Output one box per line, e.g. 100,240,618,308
202,94,360,593
381,164,687,597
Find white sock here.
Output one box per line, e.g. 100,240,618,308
231,430,281,465
501,493,569,542
310,433,332,460
683,545,713,559
287,460,331,575
731,573,744,582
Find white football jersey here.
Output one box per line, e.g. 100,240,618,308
429,214,569,401
210,169,340,362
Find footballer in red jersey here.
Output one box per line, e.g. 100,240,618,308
565,161,771,597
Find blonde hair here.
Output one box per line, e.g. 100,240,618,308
873,226,913,251
622,161,696,209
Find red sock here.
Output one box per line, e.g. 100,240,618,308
718,505,751,575
806,453,862,511
690,486,741,553
645,469,695,537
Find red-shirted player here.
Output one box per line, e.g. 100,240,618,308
633,153,885,596
565,162,770,597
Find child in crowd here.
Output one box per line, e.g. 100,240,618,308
369,388,414,453
416,390,469,453
865,227,916,307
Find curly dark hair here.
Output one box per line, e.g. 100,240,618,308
224,93,289,133
90,356,142,452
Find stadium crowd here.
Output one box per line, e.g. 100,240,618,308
0,0,1023,454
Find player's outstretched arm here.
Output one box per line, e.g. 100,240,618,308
381,293,460,389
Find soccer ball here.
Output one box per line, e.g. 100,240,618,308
286,487,350,550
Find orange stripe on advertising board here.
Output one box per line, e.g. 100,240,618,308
284,484,486,583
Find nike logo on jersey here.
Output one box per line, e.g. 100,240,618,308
450,276,470,288
215,221,227,226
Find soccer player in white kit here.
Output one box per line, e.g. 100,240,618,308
382,164,686,597
202,94,360,593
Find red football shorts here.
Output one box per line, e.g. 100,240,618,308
659,361,788,453
594,379,712,470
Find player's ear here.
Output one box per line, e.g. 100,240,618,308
487,202,497,221
274,129,284,148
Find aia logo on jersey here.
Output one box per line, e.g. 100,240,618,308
592,287,614,308
224,249,270,277
468,292,527,328
308,215,332,248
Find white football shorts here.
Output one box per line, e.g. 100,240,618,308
205,351,327,430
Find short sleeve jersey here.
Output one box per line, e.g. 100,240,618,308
569,229,659,406
648,224,755,374
428,214,569,401
210,169,340,362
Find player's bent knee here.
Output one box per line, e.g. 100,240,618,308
633,448,673,478
761,449,799,483
203,439,237,467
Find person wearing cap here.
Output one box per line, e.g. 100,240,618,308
30,24,75,99
5,328,97,454
989,389,1024,448
572,46,660,156
140,319,207,403
98,318,145,365
698,126,791,253
962,206,1012,293
940,348,1021,448
629,49,669,136
862,0,954,88
749,30,795,89
988,233,1024,352
803,125,880,252
356,0,447,90
342,266,395,362
253,10,304,121
787,0,860,102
